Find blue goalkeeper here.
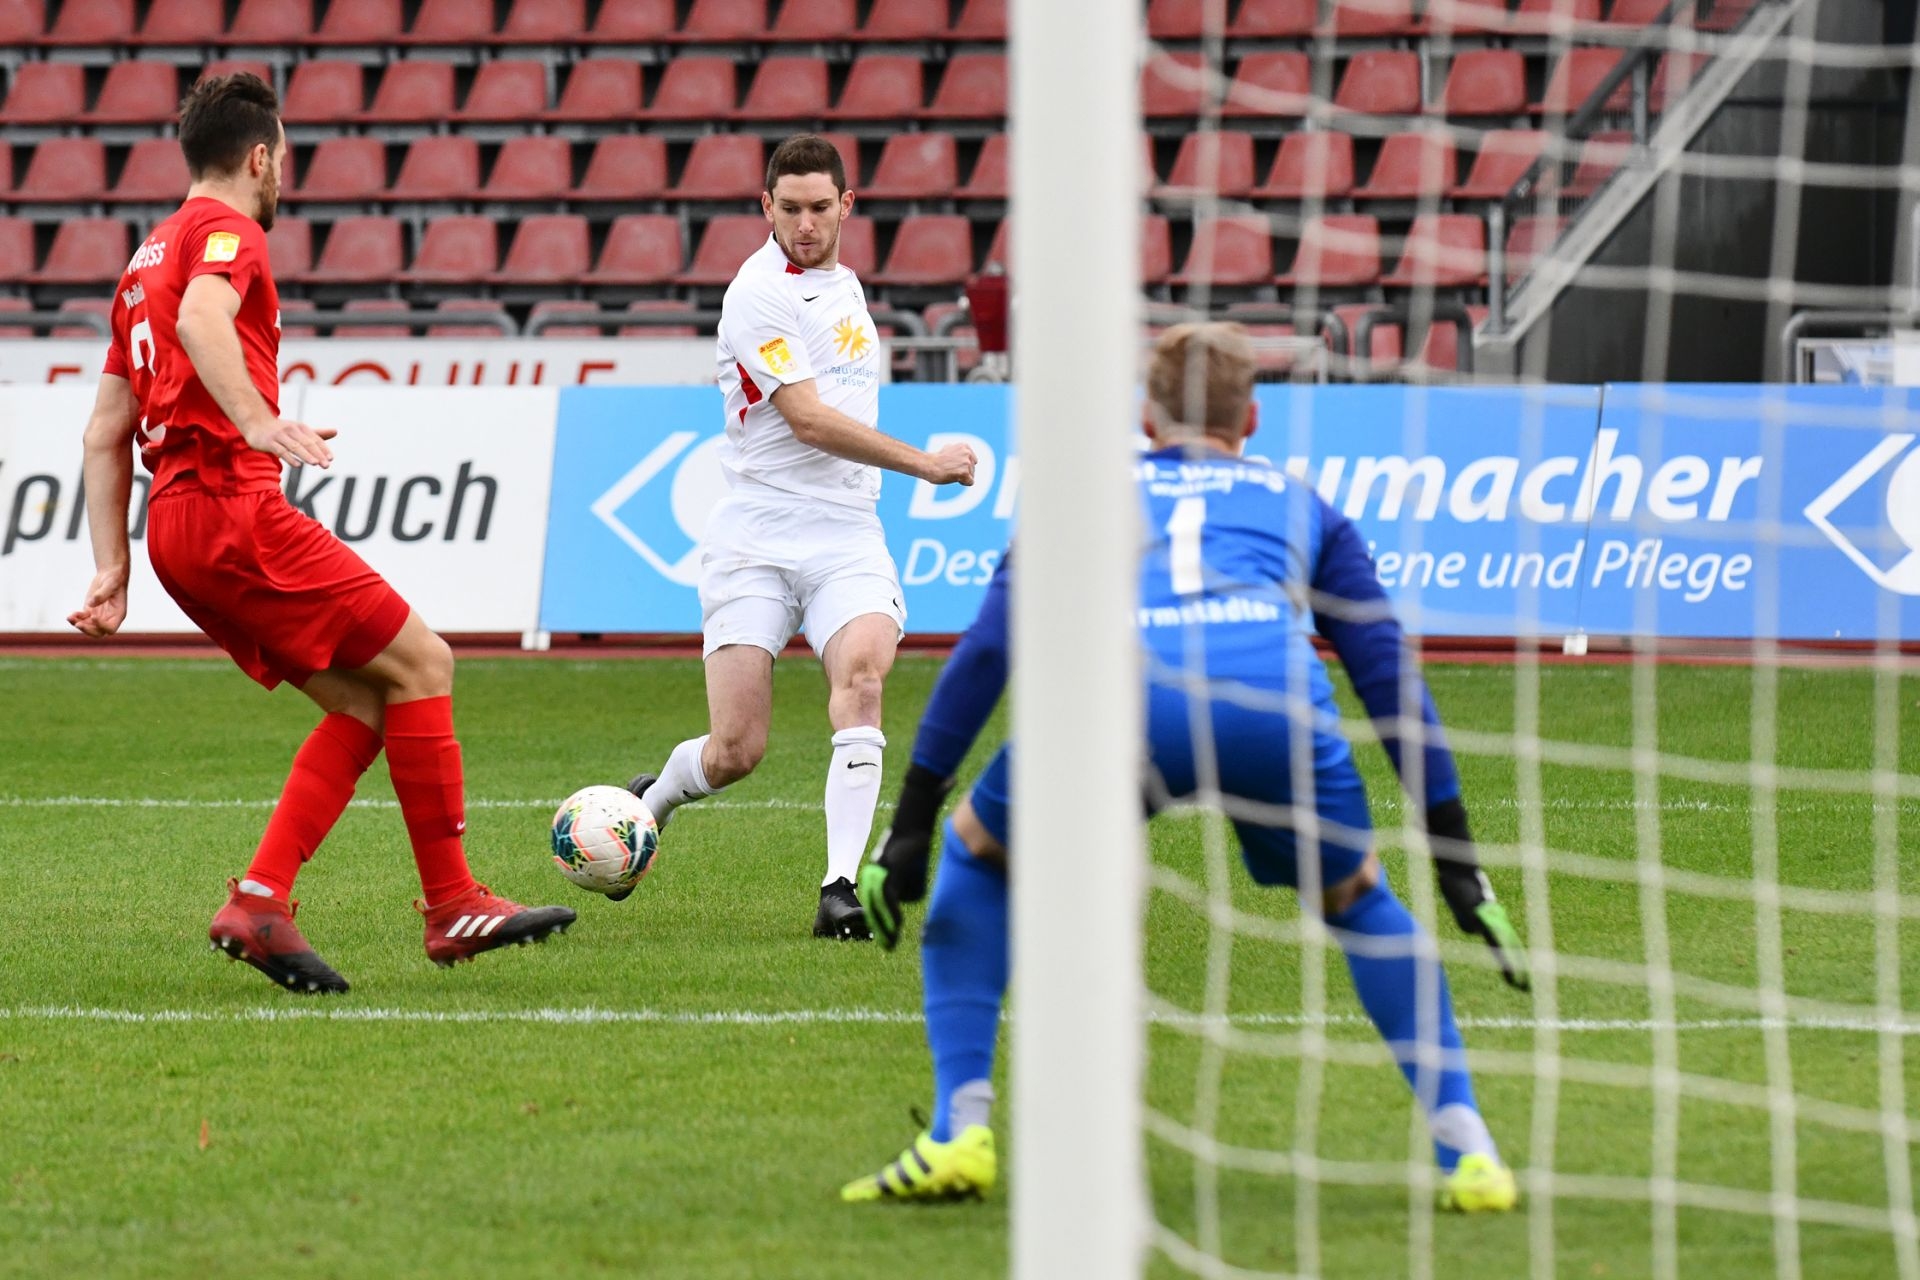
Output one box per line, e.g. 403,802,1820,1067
841,322,1528,1213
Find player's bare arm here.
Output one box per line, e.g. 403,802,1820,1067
68,373,139,637
770,379,976,485
175,274,335,469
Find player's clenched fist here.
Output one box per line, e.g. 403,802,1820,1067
241,416,336,468
920,442,977,486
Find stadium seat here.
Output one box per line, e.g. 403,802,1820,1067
1334,52,1422,116
308,214,404,283
227,0,313,42
681,215,771,285
1701,0,1754,31
1440,50,1528,118
1503,213,1566,281
1,63,83,125
1425,0,1512,35
672,134,766,200
490,213,589,284
618,298,699,338
1277,214,1381,287
403,215,498,282
1565,130,1630,196
838,214,878,276
365,61,455,123
29,218,129,284
872,214,973,286
1252,130,1355,199
311,0,404,43
293,136,387,201
0,144,12,196
1533,48,1624,114
1142,53,1210,118
983,218,1009,270
1355,131,1457,199
53,296,113,337
389,135,480,201
406,0,496,41
820,131,863,185
266,216,313,280
1329,0,1419,35
925,53,1006,120
859,0,947,39
528,298,606,337
679,0,767,39
113,138,189,203
1514,0,1602,31
957,133,1008,200
552,58,642,120
948,0,1005,38
645,57,737,119
0,0,45,45
276,297,319,337
1221,52,1312,118
198,59,275,86
14,138,106,203
1141,213,1172,285
829,55,922,120
586,214,685,285
89,61,179,125
736,56,830,120
862,133,957,200
339,296,412,337
1146,0,1207,38
0,218,34,283
1606,0,1672,22
1155,130,1255,199
1649,53,1704,111
46,0,133,42
282,61,365,124
572,134,669,200
427,298,511,337
459,60,548,120
1231,0,1317,35
485,135,572,200
585,0,675,40
1171,215,1274,287
1451,129,1552,198
1380,213,1487,287
771,0,854,40
500,0,587,41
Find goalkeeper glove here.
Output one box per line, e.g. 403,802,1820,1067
858,763,952,951
1426,798,1531,992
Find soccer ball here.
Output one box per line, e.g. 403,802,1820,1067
551,785,660,897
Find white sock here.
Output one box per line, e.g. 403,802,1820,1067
823,726,886,886
1430,1103,1498,1162
948,1078,995,1135
641,735,721,829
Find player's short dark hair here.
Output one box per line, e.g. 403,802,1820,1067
765,134,847,196
178,72,281,179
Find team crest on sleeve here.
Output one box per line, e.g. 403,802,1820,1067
758,336,797,375
203,232,242,263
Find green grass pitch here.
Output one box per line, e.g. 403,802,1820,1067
0,653,1915,1278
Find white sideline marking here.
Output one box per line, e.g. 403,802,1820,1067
3,1006,1918,1035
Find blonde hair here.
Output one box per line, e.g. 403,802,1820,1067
1146,322,1256,442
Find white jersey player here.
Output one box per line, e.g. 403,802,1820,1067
628,135,977,939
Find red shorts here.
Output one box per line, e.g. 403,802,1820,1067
148,487,411,690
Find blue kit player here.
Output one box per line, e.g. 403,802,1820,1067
841,322,1528,1213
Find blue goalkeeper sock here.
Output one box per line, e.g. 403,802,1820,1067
922,819,1008,1142
1328,879,1494,1172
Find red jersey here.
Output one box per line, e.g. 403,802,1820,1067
104,196,282,497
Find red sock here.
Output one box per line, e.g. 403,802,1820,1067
245,713,384,900
385,695,477,908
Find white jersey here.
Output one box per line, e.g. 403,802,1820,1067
715,234,884,509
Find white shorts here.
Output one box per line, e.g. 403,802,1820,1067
698,487,905,660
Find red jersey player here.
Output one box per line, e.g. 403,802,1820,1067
68,72,575,993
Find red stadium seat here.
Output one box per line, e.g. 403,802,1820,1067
459,60,548,120
837,214,877,276
572,134,669,200
29,218,129,284
957,133,1007,200
1606,0,1672,22
1155,130,1255,199
1329,0,1419,35
1425,0,1511,34
1141,213,1172,285
1503,214,1565,281
1142,53,1210,118
528,298,605,337
819,131,863,185
339,297,412,337
312,0,404,43
1252,131,1355,199
486,135,572,200
586,0,674,40
1,63,84,125
276,297,319,337
89,61,179,125
227,0,313,42
113,138,189,203
282,61,365,123
0,0,45,44
552,58,642,120
1452,129,1552,198
587,214,685,285
829,55,922,120
1533,48,1622,114
137,0,222,45
501,0,587,41
1146,0,1209,38
0,144,12,195
1702,0,1753,31
1172,215,1274,287
1514,0,1601,32
1277,214,1380,287
490,213,590,284
198,59,275,86
860,0,947,38
872,214,973,285
1380,213,1487,287
14,138,106,202
1221,53,1312,119
1649,53,1704,111
983,218,1009,270
365,61,455,123
862,133,957,200
407,0,496,41
1440,50,1528,118
925,53,1006,120
53,296,114,337
268,216,311,282
389,135,480,200
737,56,830,119
680,0,767,39
293,136,388,200
0,219,34,282
948,0,1004,38
309,215,404,282
1355,131,1457,199
771,0,854,40
47,0,133,42
619,299,699,338
1565,130,1630,196
645,57,737,119
427,298,510,337
403,214,498,282
1334,52,1422,116
1231,0,1317,35
672,134,765,200
682,214,773,285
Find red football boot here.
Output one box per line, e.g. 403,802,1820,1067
419,883,576,967
208,879,350,994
